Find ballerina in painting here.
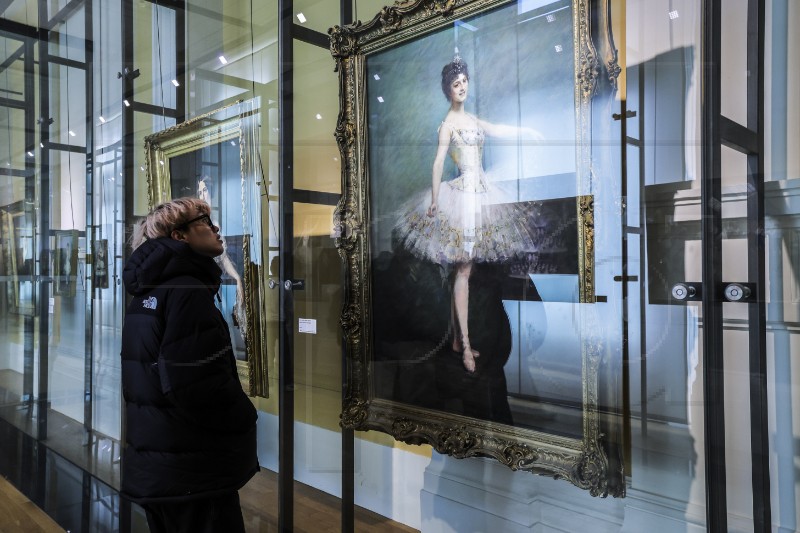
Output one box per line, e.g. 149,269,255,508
394,52,541,373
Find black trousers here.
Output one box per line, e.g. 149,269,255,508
143,491,245,533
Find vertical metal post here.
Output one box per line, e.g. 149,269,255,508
83,0,95,443
278,0,295,531
701,0,727,529
747,0,770,530
36,0,51,441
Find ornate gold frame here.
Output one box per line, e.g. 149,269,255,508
331,0,622,496
143,101,268,397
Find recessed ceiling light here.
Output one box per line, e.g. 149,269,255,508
377,96,384,103
668,10,679,19
546,14,556,23
316,114,322,120
123,99,130,107
68,130,76,136
171,79,180,87
554,45,563,53
219,55,228,65
373,74,381,81
99,115,106,123
296,12,306,23
140,166,145,171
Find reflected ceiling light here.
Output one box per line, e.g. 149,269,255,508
230,140,236,146
159,160,164,166
554,45,563,53
668,10,679,19
546,14,556,22
140,166,145,171
377,96,384,103
69,130,76,136
171,79,180,87
373,74,380,81
219,55,228,65
315,113,322,120
296,12,306,23
39,142,44,148
123,99,131,107
27,151,34,157
99,115,106,123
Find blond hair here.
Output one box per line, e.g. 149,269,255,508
130,197,210,251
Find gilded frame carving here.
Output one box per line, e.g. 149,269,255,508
332,0,622,497
143,101,268,398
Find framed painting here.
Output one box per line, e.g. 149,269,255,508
331,0,623,496
144,99,268,398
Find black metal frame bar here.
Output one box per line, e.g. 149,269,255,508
745,0,770,529
82,0,94,443
278,1,295,531
701,0,727,529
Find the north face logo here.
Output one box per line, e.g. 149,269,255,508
143,296,158,310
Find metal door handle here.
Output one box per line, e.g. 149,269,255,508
284,279,305,291
268,279,277,290
671,282,702,302
723,283,752,302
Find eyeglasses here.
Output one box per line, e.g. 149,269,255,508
175,213,214,230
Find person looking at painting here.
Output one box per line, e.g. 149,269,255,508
395,51,542,373
120,197,258,533
197,175,246,338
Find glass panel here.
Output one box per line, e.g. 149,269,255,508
720,0,748,126
766,2,800,528
764,0,799,182
293,40,341,194
133,3,177,109
292,36,343,528
630,0,707,530
48,6,87,64
50,64,87,148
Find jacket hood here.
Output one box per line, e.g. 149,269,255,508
123,237,222,296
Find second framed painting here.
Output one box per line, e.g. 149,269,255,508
332,0,623,496
144,99,268,398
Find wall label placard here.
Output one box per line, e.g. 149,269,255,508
299,318,317,334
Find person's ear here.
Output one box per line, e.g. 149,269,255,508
170,229,187,241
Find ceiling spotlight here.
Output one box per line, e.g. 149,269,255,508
296,12,306,23
219,55,228,65
171,79,180,87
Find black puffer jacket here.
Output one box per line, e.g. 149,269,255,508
120,237,258,504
